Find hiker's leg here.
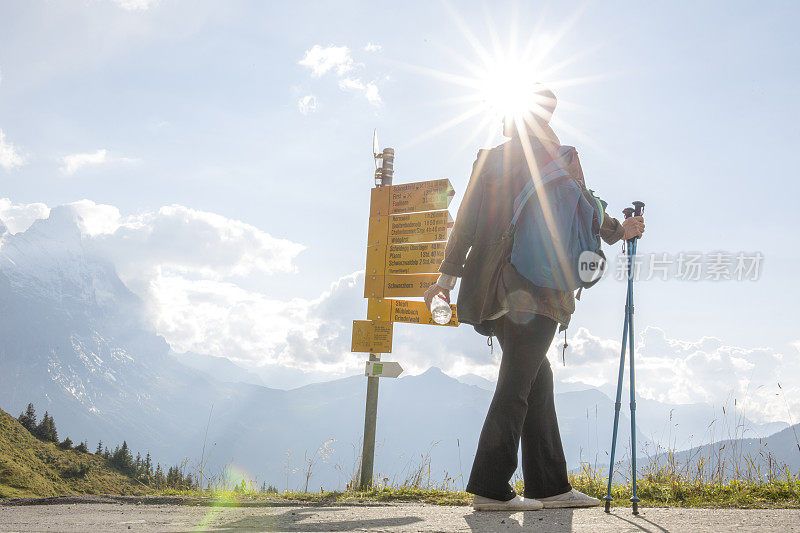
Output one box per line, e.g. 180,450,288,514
465,315,554,501
520,346,572,499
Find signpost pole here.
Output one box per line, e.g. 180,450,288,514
354,141,451,490
359,143,393,491
359,352,380,490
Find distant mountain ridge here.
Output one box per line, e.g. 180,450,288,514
0,207,792,490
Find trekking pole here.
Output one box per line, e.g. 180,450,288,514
604,206,636,513
628,200,644,515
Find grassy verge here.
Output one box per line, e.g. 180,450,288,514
158,471,800,508
0,410,150,499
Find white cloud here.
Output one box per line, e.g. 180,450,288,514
298,45,354,77
363,82,382,106
0,199,49,234
299,44,383,109
338,78,382,107
297,94,318,115
66,199,123,236
112,0,159,10
0,129,27,171
60,149,136,175
364,42,382,52
87,204,305,284
550,326,799,424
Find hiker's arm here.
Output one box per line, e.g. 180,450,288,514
601,214,645,244
600,216,625,244
438,151,487,279
426,151,488,305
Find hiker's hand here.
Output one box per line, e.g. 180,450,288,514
424,283,450,309
622,215,645,240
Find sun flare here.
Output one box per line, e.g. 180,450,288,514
404,6,600,152
478,59,542,121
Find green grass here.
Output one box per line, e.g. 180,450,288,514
155,471,800,509
567,469,800,509
0,409,150,498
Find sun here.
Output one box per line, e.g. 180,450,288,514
478,58,542,121
402,6,600,152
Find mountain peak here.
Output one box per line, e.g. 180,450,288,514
420,366,446,377
26,205,82,243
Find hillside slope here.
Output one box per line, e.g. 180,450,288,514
0,408,148,498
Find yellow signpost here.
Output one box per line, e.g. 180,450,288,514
365,242,447,275
367,210,453,246
369,179,454,216
367,298,458,327
363,273,440,298
351,320,394,353
352,142,458,491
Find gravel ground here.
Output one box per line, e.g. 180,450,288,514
1,496,800,532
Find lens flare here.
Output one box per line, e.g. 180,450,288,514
478,59,542,121
401,4,605,152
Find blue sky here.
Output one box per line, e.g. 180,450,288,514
1,1,799,419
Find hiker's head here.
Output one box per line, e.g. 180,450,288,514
502,85,557,138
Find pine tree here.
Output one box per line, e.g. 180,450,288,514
17,403,37,432
154,464,164,489
95,440,103,455
75,441,89,453
112,441,134,474
36,412,58,442
47,414,58,442
59,437,73,450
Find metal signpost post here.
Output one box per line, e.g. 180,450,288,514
351,134,458,490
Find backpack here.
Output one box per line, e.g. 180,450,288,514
509,146,607,292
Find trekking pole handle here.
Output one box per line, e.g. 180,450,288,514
632,201,645,217
622,207,635,220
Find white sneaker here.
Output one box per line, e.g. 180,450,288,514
538,489,601,508
472,494,543,511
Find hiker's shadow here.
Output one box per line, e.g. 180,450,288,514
192,505,424,532
464,509,575,531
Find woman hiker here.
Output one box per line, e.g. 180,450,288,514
424,86,645,511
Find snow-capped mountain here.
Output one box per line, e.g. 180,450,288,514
0,206,224,462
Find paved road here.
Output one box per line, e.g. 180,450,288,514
2,496,800,532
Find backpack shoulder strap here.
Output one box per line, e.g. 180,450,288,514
509,148,574,229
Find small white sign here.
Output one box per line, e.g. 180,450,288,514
578,250,606,283
365,361,403,378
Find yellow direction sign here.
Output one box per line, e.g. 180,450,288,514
367,210,453,246
351,320,393,353
370,179,454,217
364,273,439,298
366,242,446,275
367,298,458,327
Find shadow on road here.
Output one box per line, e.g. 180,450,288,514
608,511,671,533
464,508,575,531
180,505,424,532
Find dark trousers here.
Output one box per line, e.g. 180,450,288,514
465,314,572,501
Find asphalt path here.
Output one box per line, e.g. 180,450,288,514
1,496,799,532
